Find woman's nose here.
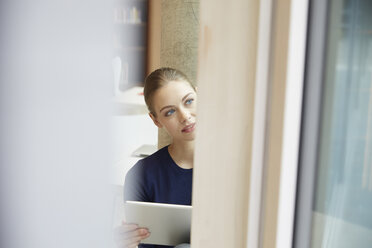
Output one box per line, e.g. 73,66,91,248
179,108,191,123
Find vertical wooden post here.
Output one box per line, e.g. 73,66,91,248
261,1,291,247
191,0,260,247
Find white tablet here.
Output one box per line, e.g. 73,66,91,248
124,201,192,246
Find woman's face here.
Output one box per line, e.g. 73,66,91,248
150,80,197,142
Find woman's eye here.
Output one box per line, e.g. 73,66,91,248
165,109,175,116
185,99,194,105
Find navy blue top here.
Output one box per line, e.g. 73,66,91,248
124,145,193,248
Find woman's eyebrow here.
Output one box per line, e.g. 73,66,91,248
159,92,194,113
160,105,173,113
182,92,193,102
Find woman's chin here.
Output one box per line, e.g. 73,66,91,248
183,134,196,141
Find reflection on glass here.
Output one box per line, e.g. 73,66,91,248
311,0,372,247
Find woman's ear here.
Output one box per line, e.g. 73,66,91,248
149,112,163,128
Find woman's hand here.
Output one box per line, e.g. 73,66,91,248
113,221,150,248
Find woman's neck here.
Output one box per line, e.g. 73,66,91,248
168,141,194,169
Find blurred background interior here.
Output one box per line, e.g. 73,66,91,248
109,0,200,231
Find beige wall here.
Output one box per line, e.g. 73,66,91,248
160,0,199,85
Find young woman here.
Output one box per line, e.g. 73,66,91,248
114,68,197,248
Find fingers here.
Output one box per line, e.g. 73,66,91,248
115,227,149,241
114,224,148,236
116,228,149,242
116,231,150,248
124,232,151,247
113,223,151,248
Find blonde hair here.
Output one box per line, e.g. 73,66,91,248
144,67,195,116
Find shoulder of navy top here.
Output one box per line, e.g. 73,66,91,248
130,145,170,177
123,145,193,205
139,145,169,170
123,146,170,201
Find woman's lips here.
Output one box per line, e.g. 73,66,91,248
182,123,196,133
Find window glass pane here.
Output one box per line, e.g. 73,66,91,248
311,0,372,247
